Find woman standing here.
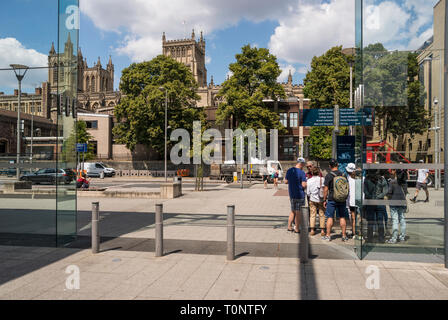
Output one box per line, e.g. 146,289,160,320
387,169,407,243
306,167,326,236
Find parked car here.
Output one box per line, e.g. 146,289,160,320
20,168,75,185
79,162,116,178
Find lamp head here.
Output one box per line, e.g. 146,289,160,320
10,64,29,81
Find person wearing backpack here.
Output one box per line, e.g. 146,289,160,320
306,167,326,236
374,170,389,242
322,159,350,242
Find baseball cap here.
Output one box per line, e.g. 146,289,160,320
419,160,424,163
346,163,356,173
297,157,306,164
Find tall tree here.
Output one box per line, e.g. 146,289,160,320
61,120,94,162
303,46,353,160
303,46,353,108
113,55,206,156
363,43,430,140
216,45,286,131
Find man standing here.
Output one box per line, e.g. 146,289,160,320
285,157,308,233
411,160,430,203
322,159,350,242
346,163,358,238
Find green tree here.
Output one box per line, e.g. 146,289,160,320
363,43,430,140
113,55,206,156
303,46,353,159
61,120,94,163
216,45,286,132
303,46,353,108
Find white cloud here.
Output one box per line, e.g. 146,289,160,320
278,65,296,83
0,38,47,90
205,55,212,65
80,0,297,63
269,0,355,65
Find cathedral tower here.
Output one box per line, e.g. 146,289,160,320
162,30,207,87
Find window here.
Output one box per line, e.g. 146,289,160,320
290,113,298,128
86,121,98,129
280,113,288,127
419,141,423,150
284,147,294,157
428,139,431,148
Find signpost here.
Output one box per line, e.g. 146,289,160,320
337,136,356,173
300,108,373,127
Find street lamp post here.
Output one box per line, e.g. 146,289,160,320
159,87,168,182
10,64,29,180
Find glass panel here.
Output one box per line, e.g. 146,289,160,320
0,0,78,247
355,0,445,260
56,0,79,246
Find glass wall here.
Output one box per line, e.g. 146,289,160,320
355,0,445,259
0,0,78,247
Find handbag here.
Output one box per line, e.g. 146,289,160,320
318,177,325,202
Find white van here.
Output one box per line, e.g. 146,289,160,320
79,162,116,178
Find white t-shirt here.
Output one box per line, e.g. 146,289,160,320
306,176,324,203
417,169,429,184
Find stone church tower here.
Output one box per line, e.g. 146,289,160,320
48,37,114,95
162,30,207,87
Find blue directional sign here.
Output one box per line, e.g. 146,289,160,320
76,143,88,153
300,108,374,127
301,109,334,126
339,108,374,126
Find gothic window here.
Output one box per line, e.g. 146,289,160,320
86,77,90,92
59,63,65,82
53,64,58,83
91,76,96,92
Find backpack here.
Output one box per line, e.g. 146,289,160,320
331,172,349,202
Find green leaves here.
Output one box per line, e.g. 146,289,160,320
303,46,353,109
216,45,286,132
113,55,206,155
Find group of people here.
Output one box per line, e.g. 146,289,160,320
284,157,355,242
283,157,425,244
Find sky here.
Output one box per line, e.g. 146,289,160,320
0,0,440,94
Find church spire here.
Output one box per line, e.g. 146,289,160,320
210,75,214,86
200,31,204,42
191,29,195,40
162,32,166,42
96,56,102,68
287,69,293,85
49,42,56,55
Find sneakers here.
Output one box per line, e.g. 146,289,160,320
387,238,397,244
424,199,429,203
322,235,331,242
342,236,350,242
399,235,406,242
410,197,416,203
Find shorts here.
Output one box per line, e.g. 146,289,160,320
290,198,305,212
325,200,349,219
416,182,427,190
263,175,268,182
349,206,358,213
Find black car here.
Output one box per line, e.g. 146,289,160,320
20,168,75,185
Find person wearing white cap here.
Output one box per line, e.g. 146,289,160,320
346,163,358,237
411,160,430,203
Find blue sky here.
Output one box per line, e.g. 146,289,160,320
0,0,439,94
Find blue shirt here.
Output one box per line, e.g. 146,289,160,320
286,167,307,200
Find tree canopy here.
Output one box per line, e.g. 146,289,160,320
113,55,206,155
363,43,430,139
216,45,286,131
61,120,94,162
303,45,353,109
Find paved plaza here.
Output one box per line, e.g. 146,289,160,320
0,245,448,300
0,179,446,299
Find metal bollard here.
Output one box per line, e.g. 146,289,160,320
299,206,310,263
227,205,235,261
92,202,100,254
155,203,164,257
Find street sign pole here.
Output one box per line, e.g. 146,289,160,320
332,105,340,159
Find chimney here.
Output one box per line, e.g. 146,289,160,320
0,92,4,95
35,87,42,95
14,89,18,96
